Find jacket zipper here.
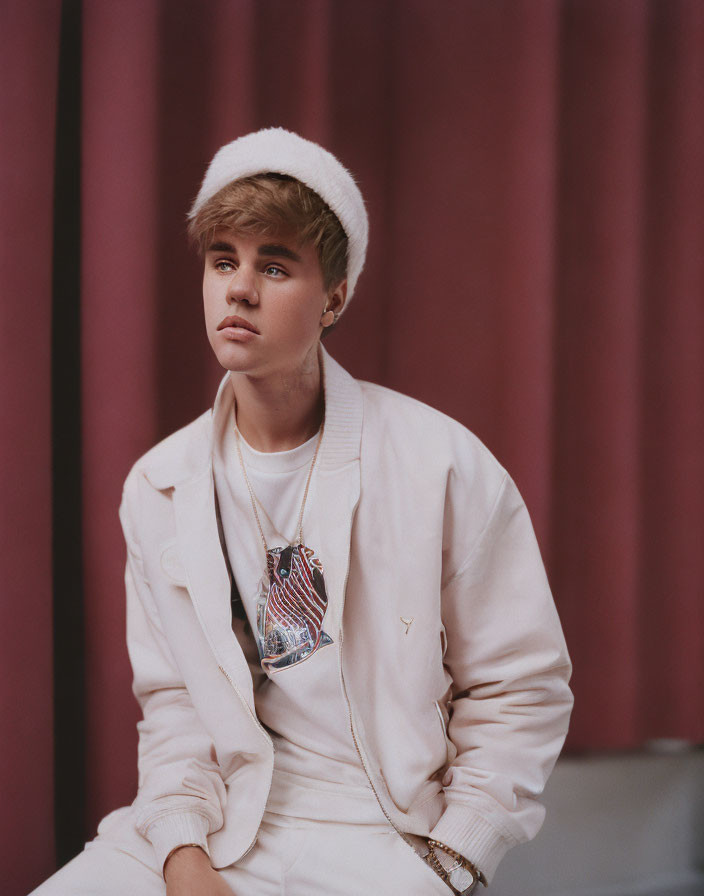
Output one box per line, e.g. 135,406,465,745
338,630,454,892
336,561,419,854
217,661,274,860
335,543,467,894
339,650,416,855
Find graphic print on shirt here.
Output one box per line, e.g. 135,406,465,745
255,543,333,672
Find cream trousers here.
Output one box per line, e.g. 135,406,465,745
30,809,452,895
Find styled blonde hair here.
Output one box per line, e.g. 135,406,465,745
187,173,349,294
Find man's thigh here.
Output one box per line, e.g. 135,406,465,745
222,815,451,896
28,842,165,896
286,822,451,896
29,806,163,896
30,812,452,896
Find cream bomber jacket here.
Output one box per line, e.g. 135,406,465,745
118,346,574,885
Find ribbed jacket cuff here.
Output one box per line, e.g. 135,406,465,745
146,811,212,878
429,802,515,885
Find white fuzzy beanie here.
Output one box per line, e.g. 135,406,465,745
188,127,368,305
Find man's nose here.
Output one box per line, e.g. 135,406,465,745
227,265,259,305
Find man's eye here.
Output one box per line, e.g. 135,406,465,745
265,265,286,277
215,260,235,272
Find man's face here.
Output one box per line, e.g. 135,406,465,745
202,228,341,378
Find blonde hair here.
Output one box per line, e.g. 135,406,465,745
187,173,348,294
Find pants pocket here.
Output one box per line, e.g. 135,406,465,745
391,834,455,895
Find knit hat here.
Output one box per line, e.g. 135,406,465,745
188,127,368,304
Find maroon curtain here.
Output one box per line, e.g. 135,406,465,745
3,1,703,890
1,2,61,894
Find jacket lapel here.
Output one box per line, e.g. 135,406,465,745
172,467,257,704
308,347,363,635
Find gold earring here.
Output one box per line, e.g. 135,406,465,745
321,309,335,327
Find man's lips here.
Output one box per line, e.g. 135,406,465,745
217,315,260,334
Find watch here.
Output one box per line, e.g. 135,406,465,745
432,853,476,894
447,859,477,893
425,839,483,895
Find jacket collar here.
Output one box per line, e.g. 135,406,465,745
142,344,363,490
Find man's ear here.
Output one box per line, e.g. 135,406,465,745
328,279,348,316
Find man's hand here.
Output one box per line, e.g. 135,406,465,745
404,832,432,858
164,846,235,896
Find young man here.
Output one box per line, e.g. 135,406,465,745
32,128,573,895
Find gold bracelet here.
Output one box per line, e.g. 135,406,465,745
427,839,487,888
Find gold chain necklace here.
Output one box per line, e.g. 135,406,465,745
233,408,333,672
233,415,324,562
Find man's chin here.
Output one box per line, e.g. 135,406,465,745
212,341,261,372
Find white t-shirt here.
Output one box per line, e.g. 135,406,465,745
212,386,386,824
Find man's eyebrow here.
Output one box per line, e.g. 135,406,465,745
207,241,236,253
257,244,302,263
205,241,302,263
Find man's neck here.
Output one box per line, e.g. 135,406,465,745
229,347,324,453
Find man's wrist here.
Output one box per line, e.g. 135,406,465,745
163,843,211,881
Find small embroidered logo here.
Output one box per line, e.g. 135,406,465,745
400,616,414,635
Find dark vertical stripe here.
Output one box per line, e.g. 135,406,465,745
155,0,218,435
52,0,85,866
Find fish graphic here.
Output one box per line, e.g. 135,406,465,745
256,543,333,672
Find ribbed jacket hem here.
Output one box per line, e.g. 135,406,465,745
429,802,516,885
146,810,211,877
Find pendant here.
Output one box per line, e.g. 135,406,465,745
255,543,334,672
